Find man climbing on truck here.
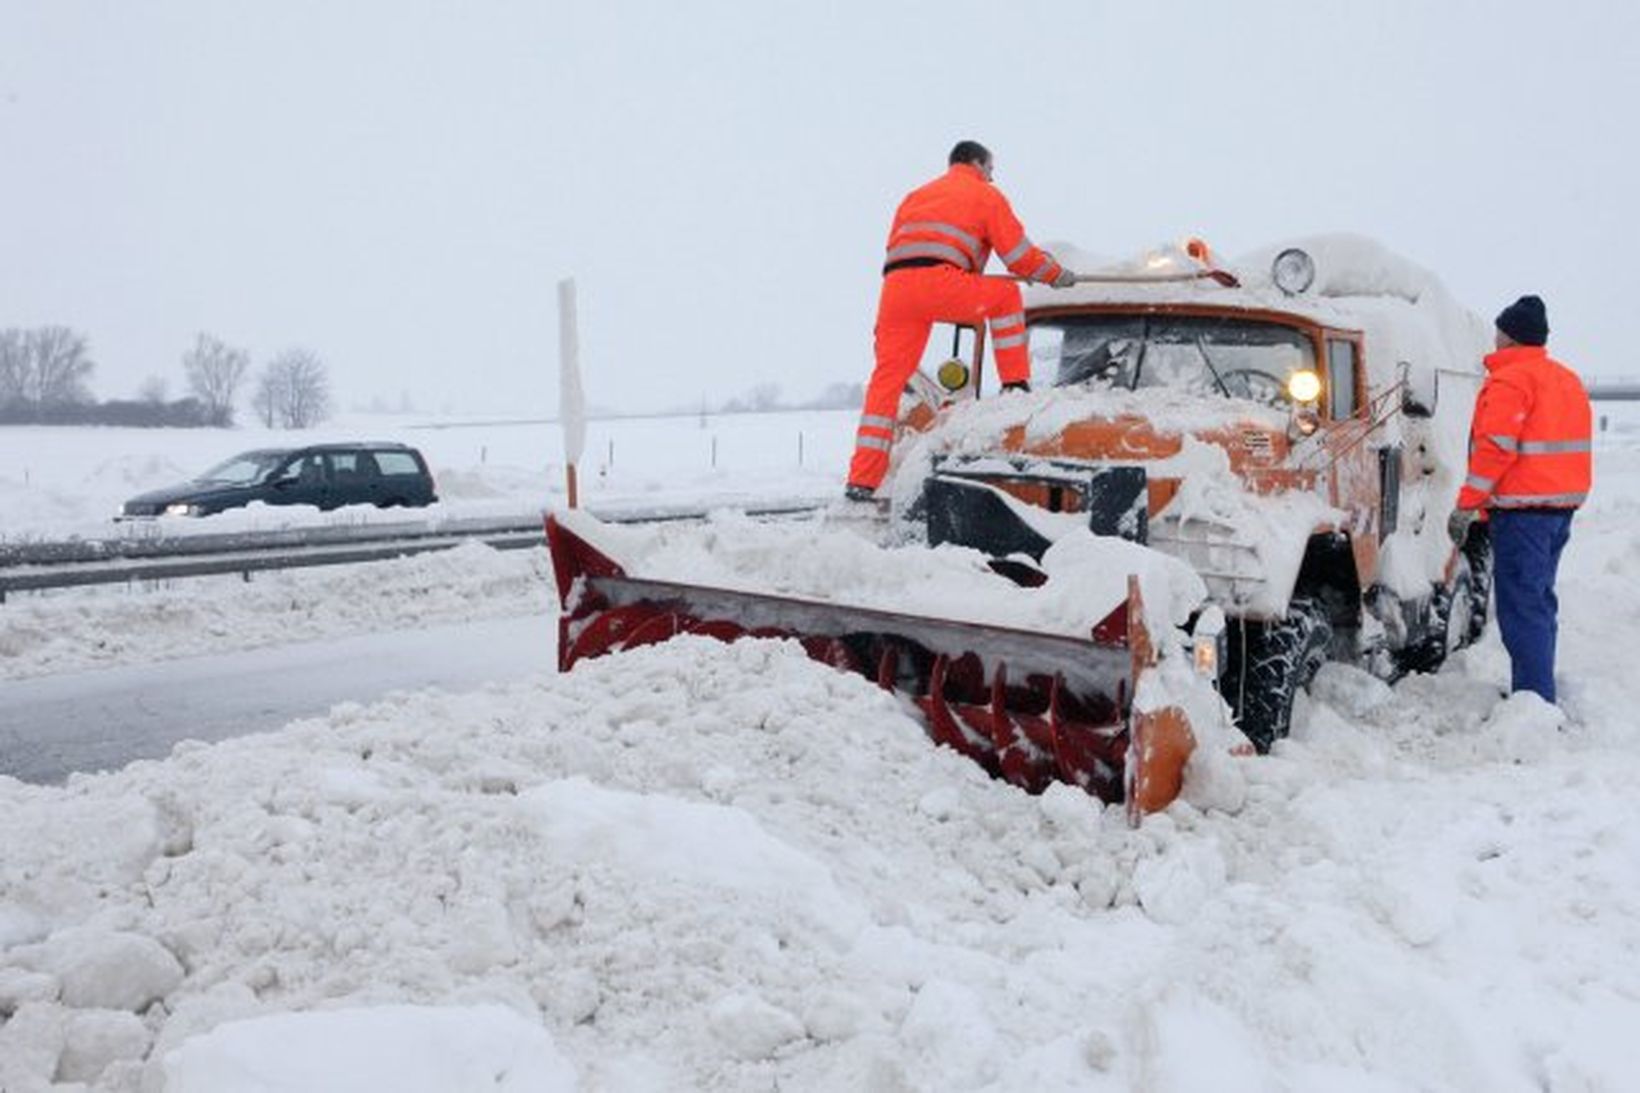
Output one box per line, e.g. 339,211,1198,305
845,141,1076,501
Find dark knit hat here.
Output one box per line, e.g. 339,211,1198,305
1496,295,1549,346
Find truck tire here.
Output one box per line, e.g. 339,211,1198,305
1399,557,1474,676
1224,598,1332,753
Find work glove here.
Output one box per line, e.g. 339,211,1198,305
1050,266,1077,289
1447,507,1476,544
1001,380,1031,394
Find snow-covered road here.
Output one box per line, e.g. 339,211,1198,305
0,613,550,784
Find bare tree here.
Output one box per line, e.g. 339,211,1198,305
256,348,331,429
251,373,277,428
139,375,169,404
182,333,250,426
23,326,94,408
0,329,25,409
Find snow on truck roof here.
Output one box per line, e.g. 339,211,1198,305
1024,232,1490,389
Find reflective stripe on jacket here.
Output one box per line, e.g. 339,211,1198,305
882,163,1063,283
1458,344,1593,510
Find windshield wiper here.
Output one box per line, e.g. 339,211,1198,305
1194,336,1231,398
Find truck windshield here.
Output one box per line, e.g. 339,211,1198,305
1029,314,1316,406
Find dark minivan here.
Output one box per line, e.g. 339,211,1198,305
121,442,438,517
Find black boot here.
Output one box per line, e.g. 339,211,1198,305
844,484,875,502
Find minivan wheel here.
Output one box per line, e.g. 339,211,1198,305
1223,598,1332,753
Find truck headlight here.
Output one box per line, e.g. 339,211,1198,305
936,359,970,392
1192,605,1226,678
1272,247,1316,295
1287,369,1323,404
164,502,203,517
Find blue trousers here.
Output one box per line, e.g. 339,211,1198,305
1489,508,1574,703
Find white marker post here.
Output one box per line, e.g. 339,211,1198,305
558,278,587,509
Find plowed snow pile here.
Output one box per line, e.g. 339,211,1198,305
565,508,1207,637
0,542,552,681
4,621,1640,1090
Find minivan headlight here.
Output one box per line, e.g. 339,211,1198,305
164,502,203,517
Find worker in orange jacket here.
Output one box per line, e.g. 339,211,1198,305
845,141,1075,499
1449,294,1592,703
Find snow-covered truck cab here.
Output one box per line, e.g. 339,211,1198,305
893,236,1491,749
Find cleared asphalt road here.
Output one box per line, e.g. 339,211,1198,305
0,613,552,784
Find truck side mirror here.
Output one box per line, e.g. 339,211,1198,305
1400,361,1436,418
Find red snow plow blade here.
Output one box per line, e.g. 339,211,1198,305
546,514,1195,820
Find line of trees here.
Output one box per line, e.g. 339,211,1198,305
0,326,331,429
0,326,95,415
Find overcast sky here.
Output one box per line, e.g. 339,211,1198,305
3,1,1636,417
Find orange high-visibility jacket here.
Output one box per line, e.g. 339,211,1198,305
883,163,1063,283
1458,344,1592,510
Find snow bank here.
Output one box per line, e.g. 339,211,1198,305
3,604,1637,1090
0,541,552,680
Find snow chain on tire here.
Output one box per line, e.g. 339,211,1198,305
1226,597,1332,753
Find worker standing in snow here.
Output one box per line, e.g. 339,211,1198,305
845,141,1075,501
1448,295,1592,703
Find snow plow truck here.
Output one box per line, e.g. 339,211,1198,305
546,234,1490,820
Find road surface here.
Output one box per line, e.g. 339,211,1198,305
0,613,552,784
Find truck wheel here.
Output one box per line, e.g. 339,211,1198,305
1399,558,1475,676
1224,598,1332,753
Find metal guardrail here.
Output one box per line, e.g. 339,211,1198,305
0,500,828,603
1588,383,1640,402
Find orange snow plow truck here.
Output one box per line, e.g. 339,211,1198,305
547,235,1489,820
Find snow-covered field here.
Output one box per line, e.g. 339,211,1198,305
0,409,855,543
3,416,1640,1091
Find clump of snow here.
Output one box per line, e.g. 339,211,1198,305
162,1004,578,1092
58,1008,151,1084
11,928,183,1012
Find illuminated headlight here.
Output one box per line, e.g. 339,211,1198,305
1192,605,1227,679
164,502,203,517
1287,369,1323,404
1272,247,1316,295
936,359,970,392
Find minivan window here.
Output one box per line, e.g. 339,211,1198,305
375,451,421,475
198,452,284,485
276,454,326,485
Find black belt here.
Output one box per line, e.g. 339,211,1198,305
883,256,961,276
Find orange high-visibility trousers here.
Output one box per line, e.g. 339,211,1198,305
847,265,1028,491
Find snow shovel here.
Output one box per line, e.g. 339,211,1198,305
1008,268,1241,288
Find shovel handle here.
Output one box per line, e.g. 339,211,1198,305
1005,268,1241,289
